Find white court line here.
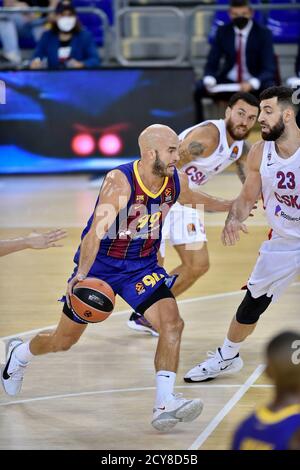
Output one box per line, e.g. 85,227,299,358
188,364,266,450
0,382,273,408
0,289,250,341
1,282,299,342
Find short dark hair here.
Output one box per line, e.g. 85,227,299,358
260,86,297,113
228,92,259,110
229,0,250,8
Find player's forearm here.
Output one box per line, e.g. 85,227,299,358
77,232,101,276
236,161,247,184
226,197,253,223
190,191,233,212
0,237,30,257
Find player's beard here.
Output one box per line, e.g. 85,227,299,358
261,115,285,141
152,151,169,177
226,118,251,141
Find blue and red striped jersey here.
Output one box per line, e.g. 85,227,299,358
74,160,180,261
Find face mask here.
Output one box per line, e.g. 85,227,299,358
232,16,249,30
57,16,76,32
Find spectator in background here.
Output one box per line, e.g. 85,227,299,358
194,0,276,122
30,0,100,69
4,0,59,47
0,1,22,64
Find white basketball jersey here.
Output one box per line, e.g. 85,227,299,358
179,119,244,187
261,141,300,239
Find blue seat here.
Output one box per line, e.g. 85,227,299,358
72,0,114,46
266,0,300,43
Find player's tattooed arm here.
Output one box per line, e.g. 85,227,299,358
177,124,214,168
235,140,251,184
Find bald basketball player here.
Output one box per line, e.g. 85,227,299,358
2,124,232,432
185,86,300,383
0,229,67,257
128,92,259,336
233,331,300,450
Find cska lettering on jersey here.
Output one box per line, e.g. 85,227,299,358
179,119,244,187
274,192,300,209
260,142,300,239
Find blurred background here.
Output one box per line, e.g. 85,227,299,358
0,0,299,174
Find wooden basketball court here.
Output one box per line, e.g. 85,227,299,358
0,173,299,450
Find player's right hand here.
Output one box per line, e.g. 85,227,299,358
221,219,248,246
66,273,86,308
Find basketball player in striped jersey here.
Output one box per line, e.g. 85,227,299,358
232,331,300,450
128,92,259,336
185,86,300,382
1,124,232,431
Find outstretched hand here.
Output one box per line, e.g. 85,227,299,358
27,229,67,249
221,219,248,246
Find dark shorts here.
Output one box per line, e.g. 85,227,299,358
61,255,177,324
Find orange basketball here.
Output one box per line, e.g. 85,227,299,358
70,278,115,323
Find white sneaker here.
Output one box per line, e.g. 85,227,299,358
151,393,204,432
184,347,243,383
1,338,26,396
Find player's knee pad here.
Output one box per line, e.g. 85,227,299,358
235,289,272,325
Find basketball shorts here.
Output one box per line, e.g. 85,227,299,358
247,232,300,302
160,202,207,257
61,254,176,323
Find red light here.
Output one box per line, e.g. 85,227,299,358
98,133,122,156
72,134,95,156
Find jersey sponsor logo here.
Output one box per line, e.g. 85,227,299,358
275,205,281,217
164,187,173,202
187,223,196,234
136,195,145,203
274,192,300,209
135,282,146,295
184,165,206,185
229,145,239,161
274,205,300,221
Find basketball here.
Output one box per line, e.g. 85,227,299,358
70,278,115,323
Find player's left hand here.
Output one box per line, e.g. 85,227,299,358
27,229,67,249
221,219,248,246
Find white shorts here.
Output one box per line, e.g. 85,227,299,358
247,232,300,302
160,202,207,257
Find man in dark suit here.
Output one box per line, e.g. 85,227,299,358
195,0,276,122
